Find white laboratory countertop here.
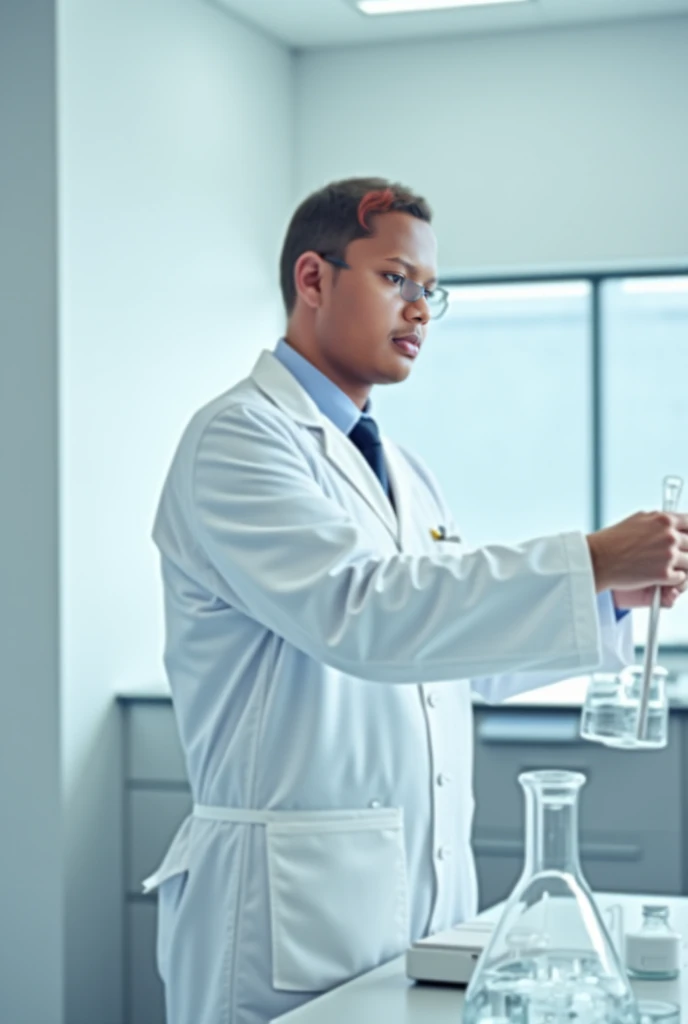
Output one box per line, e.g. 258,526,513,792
271,893,688,1024
117,673,688,708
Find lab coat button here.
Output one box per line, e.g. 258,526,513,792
437,846,452,860
369,799,382,809
437,773,452,787
426,692,439,708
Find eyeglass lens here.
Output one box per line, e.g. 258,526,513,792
399,278,447,318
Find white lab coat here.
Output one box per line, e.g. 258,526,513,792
144,350,632,1024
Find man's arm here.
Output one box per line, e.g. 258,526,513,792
183,404,605,682
471,590,633,704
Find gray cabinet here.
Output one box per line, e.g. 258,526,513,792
472,707,686,909
127,902,166,1024
121,699,191,1024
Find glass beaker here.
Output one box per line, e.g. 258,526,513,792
580,666,668,749
463,770,639,1024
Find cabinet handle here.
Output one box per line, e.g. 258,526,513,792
473,838,523,857
477,711,580,745
474,838,642,862
582,842,642,862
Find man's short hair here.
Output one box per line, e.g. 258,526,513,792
279,177,433,315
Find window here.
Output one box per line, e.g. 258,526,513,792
603,276,688,646
373,270,688,650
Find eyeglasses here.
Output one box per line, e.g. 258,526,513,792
321,254,449,320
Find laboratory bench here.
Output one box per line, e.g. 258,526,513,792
270,893,688,1024
116,671,688,1024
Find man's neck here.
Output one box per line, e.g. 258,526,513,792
283,333,371,411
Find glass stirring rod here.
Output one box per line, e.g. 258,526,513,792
636,475,684,740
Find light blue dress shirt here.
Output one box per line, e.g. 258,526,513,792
274,338,362,435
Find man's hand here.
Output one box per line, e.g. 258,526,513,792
587,511,688,594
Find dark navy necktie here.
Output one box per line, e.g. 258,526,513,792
348,415,392,503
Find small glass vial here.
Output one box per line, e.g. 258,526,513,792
625,905,682,980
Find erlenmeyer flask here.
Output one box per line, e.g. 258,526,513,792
463,770,639,1024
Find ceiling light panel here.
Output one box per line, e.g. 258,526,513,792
355,0,532,15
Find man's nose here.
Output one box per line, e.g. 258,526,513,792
404,297,431,325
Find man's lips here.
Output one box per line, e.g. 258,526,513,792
392,334,422,357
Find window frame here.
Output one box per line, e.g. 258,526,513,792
439,265,688,655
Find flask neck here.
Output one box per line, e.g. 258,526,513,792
522,775,583,875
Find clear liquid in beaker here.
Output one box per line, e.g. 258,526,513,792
579,667,668,749
464,949,638,1024
580,701,666,748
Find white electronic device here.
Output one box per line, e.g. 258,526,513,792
406,920,495,985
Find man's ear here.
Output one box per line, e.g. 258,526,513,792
293,251,327,311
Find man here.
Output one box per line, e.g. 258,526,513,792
144,177,688,1024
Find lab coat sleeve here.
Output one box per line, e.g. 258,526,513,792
470,591,634,703
173,402,608,684
398,444,634,702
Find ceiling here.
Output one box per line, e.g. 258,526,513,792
212,0,688,48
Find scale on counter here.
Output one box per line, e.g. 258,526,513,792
406,920,495,985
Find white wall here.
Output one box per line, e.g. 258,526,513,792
58,1,294,1020
295,16,688,273
0,3,63,1023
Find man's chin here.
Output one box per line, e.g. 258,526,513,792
382,359,414,384
366,353,415,387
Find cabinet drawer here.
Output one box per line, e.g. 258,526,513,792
473,828,682,911
473,710,681,835
127,789,192,895
125,702,188,783
127,901,166,1024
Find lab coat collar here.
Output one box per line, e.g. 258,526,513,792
252,350,323,428
251,350,399,543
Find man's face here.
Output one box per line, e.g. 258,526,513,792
312,212,439,397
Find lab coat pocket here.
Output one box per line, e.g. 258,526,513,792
266,808,409,992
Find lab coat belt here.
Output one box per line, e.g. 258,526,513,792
194,804,291,824
192,803,401,826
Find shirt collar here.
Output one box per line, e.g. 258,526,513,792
273,338,369,435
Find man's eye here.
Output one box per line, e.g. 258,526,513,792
384,273,404,285
424,287,436,300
